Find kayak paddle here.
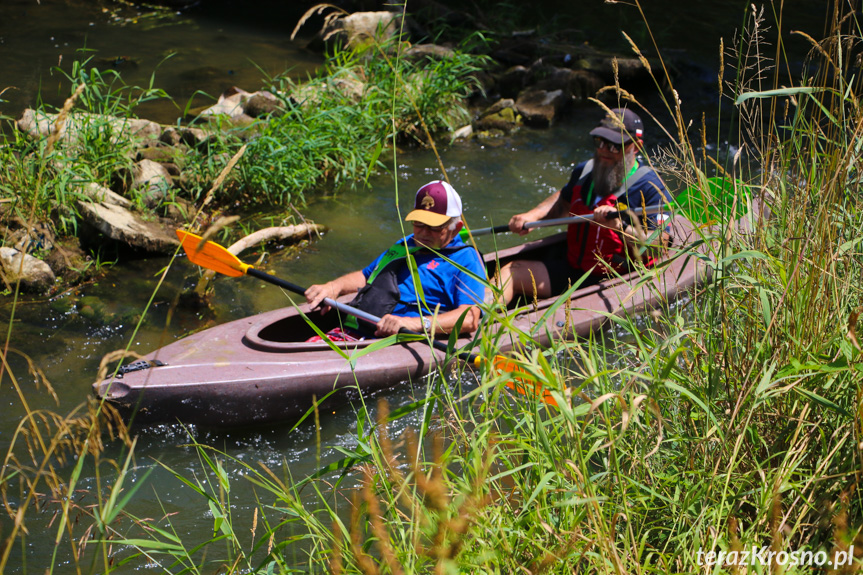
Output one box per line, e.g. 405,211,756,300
463,177,753,240
175,230,558,406
463,204,669,239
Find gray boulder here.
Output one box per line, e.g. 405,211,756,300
77,183,179,253
529,64,603,102
17,109,161,147
515,89,567,128
475,99,521,132
133,159,174,209
0,247,55,293
160,126,210,148
244,91,282,118
290,76,364,110
317,11,401,51
403,44,456,63
197,87,255,125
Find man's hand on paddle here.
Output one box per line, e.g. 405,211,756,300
508,191,568,236
593,204,625,231
305,271,367,314
305,282,339,313
508,213,533,236
375,314,421,337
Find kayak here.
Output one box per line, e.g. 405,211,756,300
93,216,705,427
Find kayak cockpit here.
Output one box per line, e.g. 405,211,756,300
243,306,377,352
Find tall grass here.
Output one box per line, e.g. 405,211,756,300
3,1,863,574
225,2,859,571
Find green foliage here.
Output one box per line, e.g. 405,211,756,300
0,40,485,243
180,39,488,208
0,57,172,237
0,131,83,236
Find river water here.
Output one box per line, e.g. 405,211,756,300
0,0,831,572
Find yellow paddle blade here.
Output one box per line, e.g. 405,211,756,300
176,230,251,277
489,355,559,407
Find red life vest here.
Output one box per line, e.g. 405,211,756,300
566,161,656,275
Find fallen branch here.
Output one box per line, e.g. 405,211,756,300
189,222,326,303
223,224,325,256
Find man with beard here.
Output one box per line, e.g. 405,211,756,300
495,107,671,306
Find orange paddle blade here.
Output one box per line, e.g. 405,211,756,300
490,355,559,407
176,230,250,277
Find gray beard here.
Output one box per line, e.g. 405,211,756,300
592,153,627,198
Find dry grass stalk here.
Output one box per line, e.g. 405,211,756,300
728,516,741,575
563,279,573,337
329,520,344,574
290,4,348,41
622,31,652,74
769,486,784,571
376,400,417,514
349,488,379,575
528,269,538,312
250,507,258,539
6,348,58,404
46,83,86,154
413,431,448,512
376,399,397,471
847,308,861,351
362,466,403,575
200,143,247,210
337,401,493,572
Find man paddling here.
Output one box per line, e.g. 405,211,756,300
305,180,486,339
496,107,672,305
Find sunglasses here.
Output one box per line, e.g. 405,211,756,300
412,220,450,232
593,136,624,153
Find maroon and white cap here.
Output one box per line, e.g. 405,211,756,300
590,107,644,145
405,180,463,227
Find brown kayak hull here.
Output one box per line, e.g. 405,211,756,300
94,218,706,427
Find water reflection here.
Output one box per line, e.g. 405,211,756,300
0,0,322,123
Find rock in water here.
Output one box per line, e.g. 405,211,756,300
0,247,56,293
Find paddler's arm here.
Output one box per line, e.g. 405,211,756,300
508,191,570,236
305,270,367,314
375,304,480,338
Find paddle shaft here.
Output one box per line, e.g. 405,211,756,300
466,204,668,238
245,268,479,363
